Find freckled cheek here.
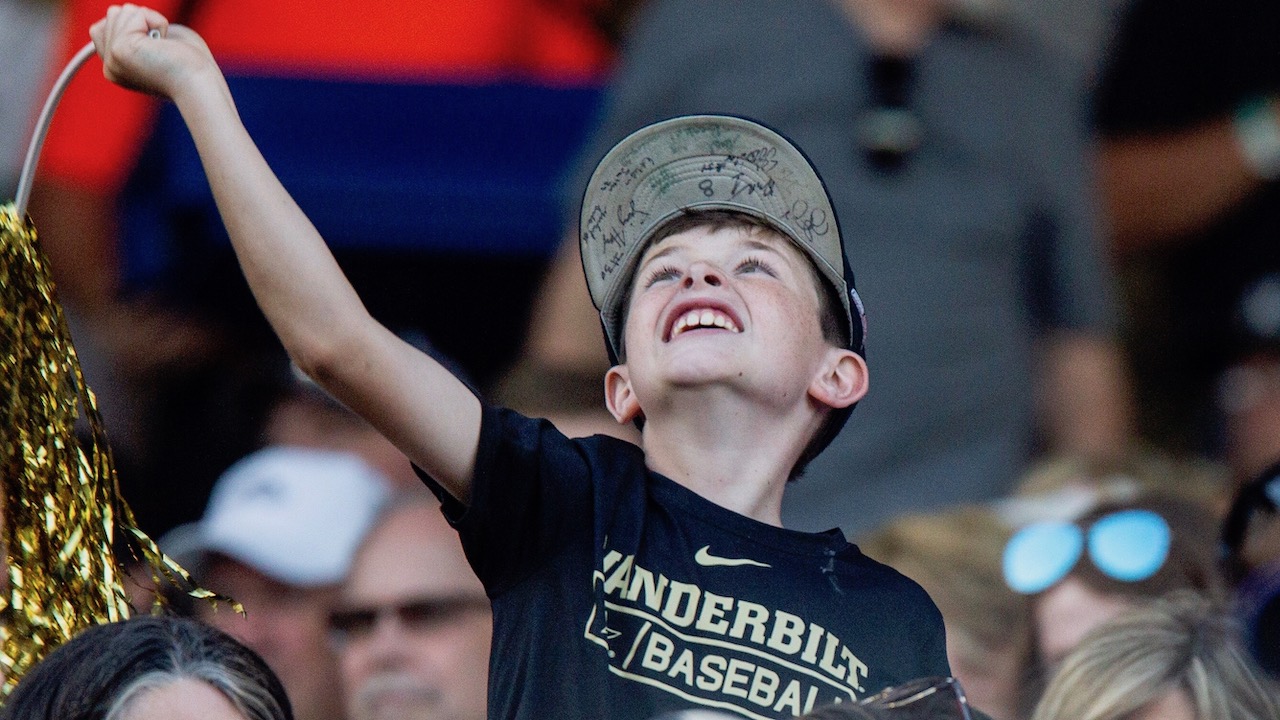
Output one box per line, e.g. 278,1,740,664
626,294,670,340
766,290,824,342
621,312,654,352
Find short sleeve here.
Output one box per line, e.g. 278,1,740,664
416,404,597,595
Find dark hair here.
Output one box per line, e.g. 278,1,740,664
619,209,851,480
0,615,292,720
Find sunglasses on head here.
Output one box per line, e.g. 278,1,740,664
1002,509,1172,595
859,676,972,720
327,595,489,644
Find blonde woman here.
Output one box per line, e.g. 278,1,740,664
1031,592,1280,720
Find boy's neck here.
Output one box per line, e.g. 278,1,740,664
638,391,816,527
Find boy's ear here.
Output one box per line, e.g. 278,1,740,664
808,349,869,410
604,365,643,424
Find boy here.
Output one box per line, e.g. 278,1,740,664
89,6,950,719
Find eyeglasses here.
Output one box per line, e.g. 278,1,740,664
859,676,972,720
1002,509,1171,594
327,595,489,644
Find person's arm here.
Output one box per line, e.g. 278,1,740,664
1100,101,1278,254
1018,39,1134,463
1038,332,1132,463
90,5,481,501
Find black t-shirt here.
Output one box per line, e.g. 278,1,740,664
419,405,949,720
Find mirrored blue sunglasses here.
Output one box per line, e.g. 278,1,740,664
1002,509,1172,594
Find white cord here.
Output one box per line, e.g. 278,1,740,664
14,41,96,217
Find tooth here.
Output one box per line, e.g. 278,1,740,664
713,314,727,328
674,316,687,335
686,311,701,328
727,319,739,332
699,310,714,327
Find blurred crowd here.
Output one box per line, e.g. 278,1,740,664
3,0,1280,718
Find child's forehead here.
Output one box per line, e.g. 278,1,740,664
636,224,801,266
627,226,823,303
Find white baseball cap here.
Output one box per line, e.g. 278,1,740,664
163,446,392,587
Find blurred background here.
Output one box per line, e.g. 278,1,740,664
4,0,1280,717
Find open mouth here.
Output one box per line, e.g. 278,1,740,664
665,304,743,341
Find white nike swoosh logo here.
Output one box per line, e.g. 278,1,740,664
695,545,771,568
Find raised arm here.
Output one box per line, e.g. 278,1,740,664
1100,108,1275,255
89,5,481,501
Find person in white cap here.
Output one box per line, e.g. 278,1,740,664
90,8,949,720
165,446,391,720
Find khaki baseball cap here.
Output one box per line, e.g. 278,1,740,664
579,114,865,361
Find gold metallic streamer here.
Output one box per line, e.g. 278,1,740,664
0,202,232,696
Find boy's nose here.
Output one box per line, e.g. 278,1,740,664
682,262,723,288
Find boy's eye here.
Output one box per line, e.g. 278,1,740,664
736,256,775,276
643,264,681,288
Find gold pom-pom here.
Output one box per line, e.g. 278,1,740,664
0,202,221,695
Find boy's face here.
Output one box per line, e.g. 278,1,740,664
611,225,842,418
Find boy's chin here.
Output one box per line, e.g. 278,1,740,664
656,356,744,387
655,336,741,364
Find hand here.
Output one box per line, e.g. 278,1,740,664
89,4,217,99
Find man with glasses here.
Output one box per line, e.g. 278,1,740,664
329,495,492,720
162,446,392,720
